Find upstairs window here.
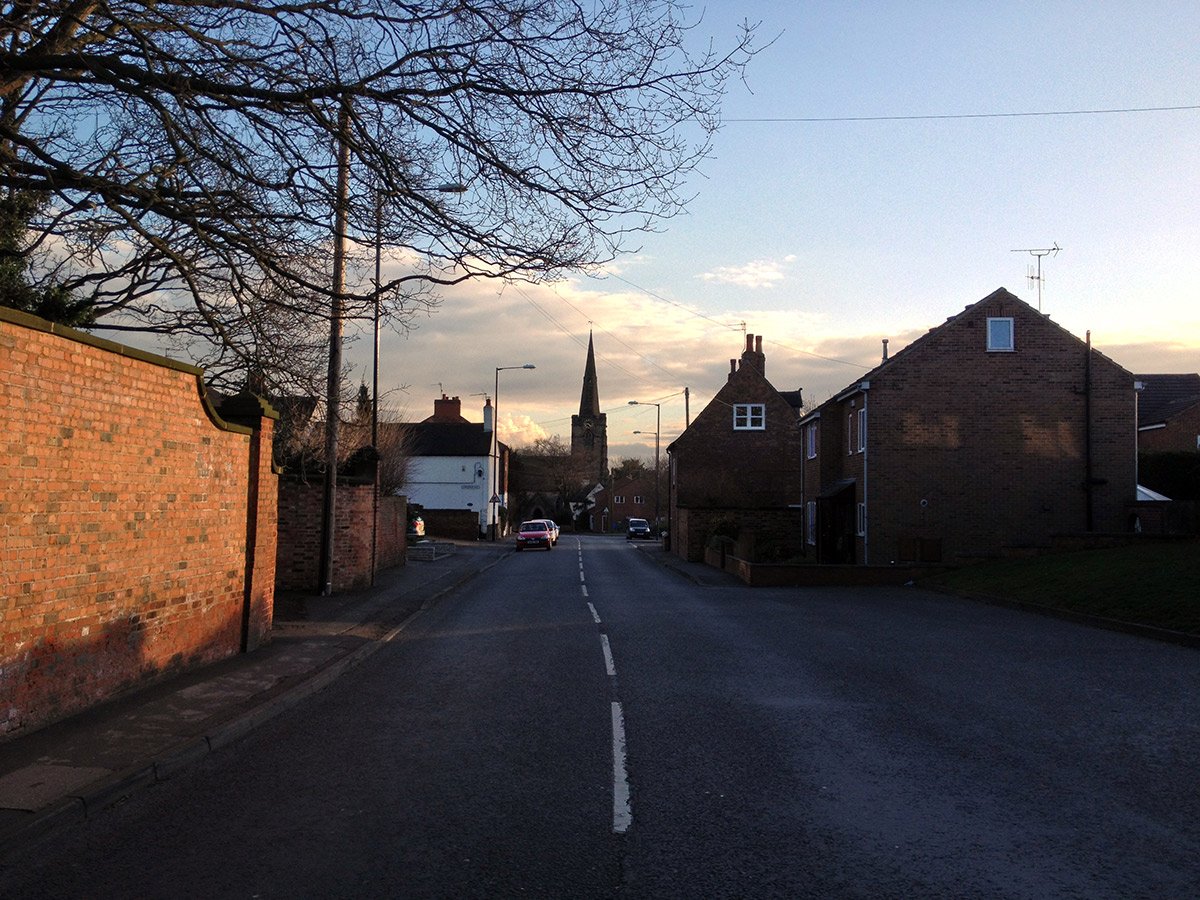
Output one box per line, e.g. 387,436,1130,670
857,407,867,453
987,317,1015,352
613,495,624,504
633,495,644,505
805,423,818,459
733,403,766,430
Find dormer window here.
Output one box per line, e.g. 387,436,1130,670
987,317,1014,352
733,403,765,430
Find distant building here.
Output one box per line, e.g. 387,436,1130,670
570,332,608,487
591,475,657,533
512,333,609,530
400,394,505,539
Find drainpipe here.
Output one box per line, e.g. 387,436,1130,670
862,390,869,565
1085,331,1094,531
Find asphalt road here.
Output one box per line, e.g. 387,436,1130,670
2,535,1197,898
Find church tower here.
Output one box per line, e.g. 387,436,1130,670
571,332,608,485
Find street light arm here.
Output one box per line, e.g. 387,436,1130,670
491,362,536,540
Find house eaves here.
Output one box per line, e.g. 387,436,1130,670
835,380,870,403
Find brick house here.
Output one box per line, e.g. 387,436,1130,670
800,287,1137,565
591,475,657,533
1136,373,1200,453
667,334,805,562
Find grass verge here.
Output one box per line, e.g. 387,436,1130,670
920,539,1200,636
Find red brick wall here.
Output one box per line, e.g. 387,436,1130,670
275,481,406,592
1,309,278,739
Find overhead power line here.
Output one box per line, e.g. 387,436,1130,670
725,104,1200,124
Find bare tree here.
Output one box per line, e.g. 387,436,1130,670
1,1,758,392
514,435,594,512
610,457,650,483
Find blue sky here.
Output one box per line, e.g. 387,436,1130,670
364,2,1199,462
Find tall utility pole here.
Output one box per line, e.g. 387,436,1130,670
318,101,352,597
1011,243,1060,312
369,190,384,587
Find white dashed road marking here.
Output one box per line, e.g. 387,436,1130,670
579,543,633,834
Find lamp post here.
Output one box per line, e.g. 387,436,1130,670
493,363,536,540
369,181,466,580
628,400,661,530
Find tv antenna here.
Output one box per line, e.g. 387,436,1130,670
1010,243,1060,311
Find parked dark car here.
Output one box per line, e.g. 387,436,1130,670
626,517,651,540
515,520,553,551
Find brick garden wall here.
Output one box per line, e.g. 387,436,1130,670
421,508,481,541
275,480,406,593
0,309,277,740
673,506,805,563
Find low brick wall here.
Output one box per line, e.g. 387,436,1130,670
704,547,940,586
1,308,277,740
422,508,482,541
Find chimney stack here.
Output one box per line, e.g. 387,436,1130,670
882,338,889,363
428,393,467,422
483,397,493,433
740,333,766,376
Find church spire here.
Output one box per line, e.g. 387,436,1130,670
578,331,601,417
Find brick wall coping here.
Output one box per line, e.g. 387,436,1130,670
1,306,276,435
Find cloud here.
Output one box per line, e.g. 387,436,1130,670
696,255,796,289
1101,341,1200,376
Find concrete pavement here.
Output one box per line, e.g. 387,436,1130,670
0,539,510,860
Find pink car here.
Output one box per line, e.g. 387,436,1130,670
515,520,553,551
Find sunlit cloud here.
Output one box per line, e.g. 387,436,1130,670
697,255,796,289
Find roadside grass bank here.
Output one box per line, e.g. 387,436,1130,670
920,540,1200,637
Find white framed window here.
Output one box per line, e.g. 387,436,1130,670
806,501,816,545
987,317,1014,352
633,495,644,505
857,407,867,453
614,494,624,504
805,423,818,459
733,403,766,430
856,502,866,537
847,411,855,455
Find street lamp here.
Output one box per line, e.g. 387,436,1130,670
493,363,536,540
628,400,661,530
369,181,468,580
